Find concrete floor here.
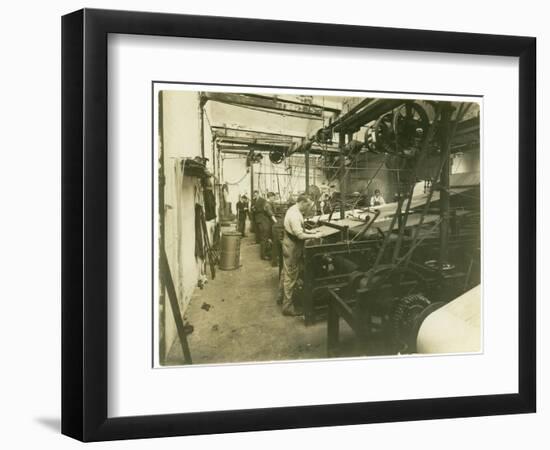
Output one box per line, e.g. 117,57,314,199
165,231,360,366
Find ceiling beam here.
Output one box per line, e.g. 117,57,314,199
211,126,306,141
218,142,341,155
245,94,341,114
203,92,325,118
217,137,291,147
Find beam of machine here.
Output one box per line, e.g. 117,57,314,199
216,136,293,146
211,125,305,141
216,141,341,154
333,98,405,132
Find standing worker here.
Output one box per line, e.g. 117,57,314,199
265,192,277,262
319,192,331,215
236,194,250,237
250,190,259,243
278,194,320,316
255,192,277,260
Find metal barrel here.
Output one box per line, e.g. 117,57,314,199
219,231,242,270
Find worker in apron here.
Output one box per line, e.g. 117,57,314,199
278,195,320,316
370,189,386,207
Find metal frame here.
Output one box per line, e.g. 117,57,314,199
203,94,337,200
302,228,480,325
62,8,536,441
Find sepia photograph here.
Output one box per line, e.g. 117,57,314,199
154,85,481,367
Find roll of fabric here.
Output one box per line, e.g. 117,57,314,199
416,285,481,354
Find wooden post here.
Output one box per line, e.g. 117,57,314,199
160,248,193,365
327,297,340,356
305,146,310,194
199,95,205,159
249,161,254,199
439,104,453,269
157,91,166,364
211,135,216,180
339,131,346,219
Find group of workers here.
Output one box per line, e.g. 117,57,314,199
318,188,386,215
234,188,386,317
235,191,319,316
236,191,277,260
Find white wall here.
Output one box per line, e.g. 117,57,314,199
1,1,546,450
208,98,334,138
160,90,205,357
220,155,250,209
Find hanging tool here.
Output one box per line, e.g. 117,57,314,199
196,203,218,280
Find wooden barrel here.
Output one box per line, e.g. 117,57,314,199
219,231,242,270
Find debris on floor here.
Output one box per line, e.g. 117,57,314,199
201,302,212,312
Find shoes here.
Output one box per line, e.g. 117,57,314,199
282,307,303,317
262,256,271,261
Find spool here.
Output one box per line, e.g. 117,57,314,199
219,231,242,270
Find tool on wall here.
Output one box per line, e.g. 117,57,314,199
195,203,219,280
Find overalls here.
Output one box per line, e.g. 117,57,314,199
279,229,304,313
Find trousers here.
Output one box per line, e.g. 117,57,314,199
279,234,304,313
256,216,272,258
237,216,246,236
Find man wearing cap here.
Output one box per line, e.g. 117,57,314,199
278,194,320,316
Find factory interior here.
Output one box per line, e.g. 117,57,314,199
157,90,481,366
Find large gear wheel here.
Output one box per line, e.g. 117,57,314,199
370,112,395,154
392,101,430,157
391,293,432,354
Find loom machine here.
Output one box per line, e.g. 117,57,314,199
298,99,480,355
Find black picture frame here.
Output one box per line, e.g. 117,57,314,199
61,8,536,442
